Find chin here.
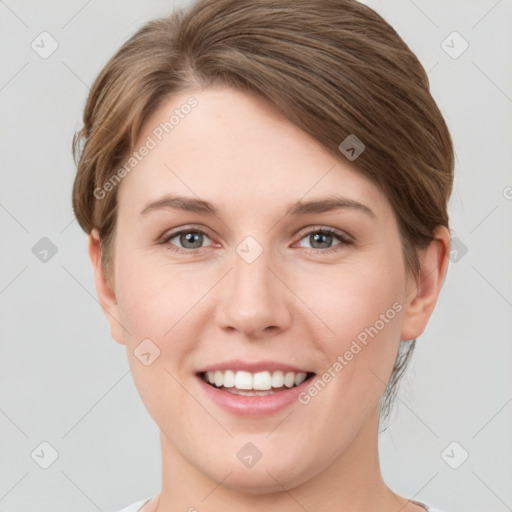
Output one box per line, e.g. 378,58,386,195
197,447,318,496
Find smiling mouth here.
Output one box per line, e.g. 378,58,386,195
198,370,316,396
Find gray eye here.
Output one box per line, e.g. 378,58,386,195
177,231,204,249
308,232,334,249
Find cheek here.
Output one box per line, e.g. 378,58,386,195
297,256,406,396
300,256,405,337
113,257,207,394
113,253,189,335
115,262,196,425
295,272,405,431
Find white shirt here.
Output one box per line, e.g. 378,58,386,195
115,496,446,512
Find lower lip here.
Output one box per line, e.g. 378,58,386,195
196,374,314,416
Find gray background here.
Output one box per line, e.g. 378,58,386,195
1,1,511,511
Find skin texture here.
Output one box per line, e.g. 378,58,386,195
88,86,450,512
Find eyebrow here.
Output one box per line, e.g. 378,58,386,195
139,193,376,219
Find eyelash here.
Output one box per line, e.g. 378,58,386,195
159,225,353,255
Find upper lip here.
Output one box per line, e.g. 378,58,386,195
196,359,314,374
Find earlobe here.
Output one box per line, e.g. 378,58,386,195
400,226,451,342
88,229,126,345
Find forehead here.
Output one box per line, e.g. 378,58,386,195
116,86,390,222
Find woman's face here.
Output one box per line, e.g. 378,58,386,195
91,85,439,493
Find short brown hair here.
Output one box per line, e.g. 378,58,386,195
72,0,454,421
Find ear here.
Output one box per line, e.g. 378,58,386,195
88,229,126,345
400,225,451,341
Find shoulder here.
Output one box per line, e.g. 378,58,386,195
114,497,152,512
411,499,445,512
116,497,446,512
413,501,446,512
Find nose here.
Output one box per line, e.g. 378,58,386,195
214,244,292,339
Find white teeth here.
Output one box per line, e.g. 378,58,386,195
203,370,309,391
234,371,253,390
294,372,306,386
271,371,284,388
253,371,272,390
223,370,235,388
284,372,295,388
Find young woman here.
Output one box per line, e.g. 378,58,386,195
72,1,453,511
